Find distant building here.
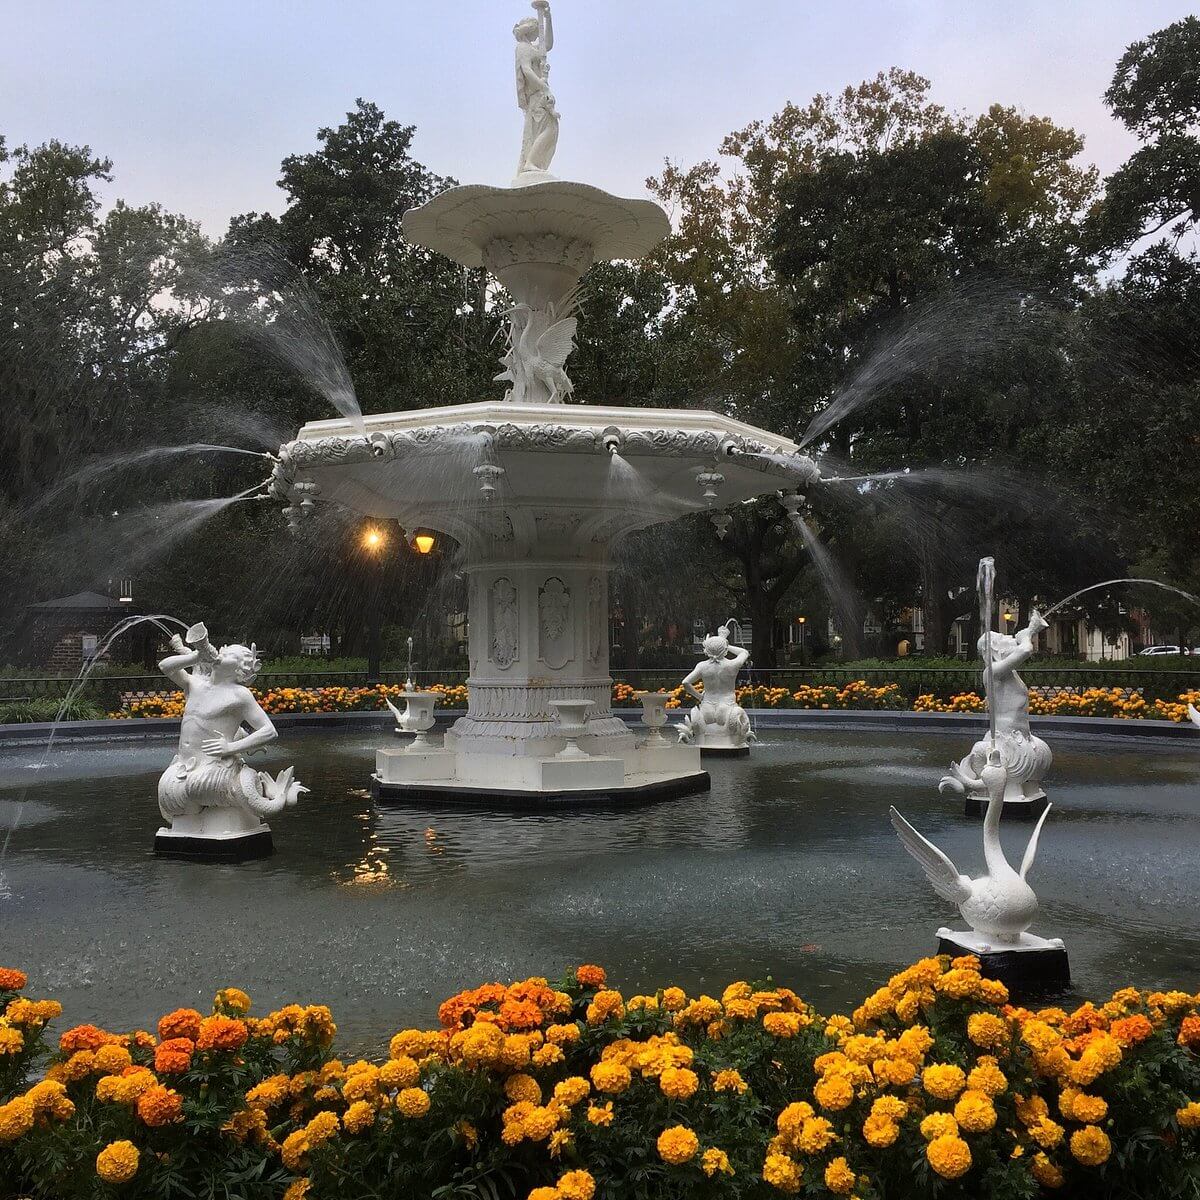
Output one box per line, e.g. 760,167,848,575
22,591,135,671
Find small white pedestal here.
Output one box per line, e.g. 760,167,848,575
155,808,273,862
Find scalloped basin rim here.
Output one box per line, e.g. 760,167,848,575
294,401,803,456
402,179,672,268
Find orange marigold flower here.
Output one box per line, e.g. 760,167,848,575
154,1038,193,1074
1110,1015,1154,1047
157,1009,203,1042
60,1024,113,1054
1179,1015,1200,1049
576,964,607,989
0,969,27,992
136,1084,183,1127
196,1014,248,1052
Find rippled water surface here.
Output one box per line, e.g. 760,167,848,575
1,727,1197,1053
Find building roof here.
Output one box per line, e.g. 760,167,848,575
26,590,128,612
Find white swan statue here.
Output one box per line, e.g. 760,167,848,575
890,751,1053,949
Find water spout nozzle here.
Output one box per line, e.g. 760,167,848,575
601,426,623,455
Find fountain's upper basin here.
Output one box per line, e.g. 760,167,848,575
271,401,818,551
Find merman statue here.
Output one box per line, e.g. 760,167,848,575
154,622,307,860
939,608,1052,808
676,622,754,755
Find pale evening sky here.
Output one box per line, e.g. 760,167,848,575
2,1,1195,237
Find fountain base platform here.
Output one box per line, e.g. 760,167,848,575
154,826,274,862
374,740,708,807
964,792,1049,819
937,928,1070,995
699,745,751,759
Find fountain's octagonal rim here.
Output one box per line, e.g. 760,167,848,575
293,400,802,455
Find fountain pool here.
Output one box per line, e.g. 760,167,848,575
2,725,1196,1053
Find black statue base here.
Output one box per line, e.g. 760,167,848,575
937,930,1070,997
964,792,1049,820
154,829,274,862
698,745,751,759
373,771,710,810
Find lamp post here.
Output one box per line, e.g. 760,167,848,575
362,526,386,683
409,531,437,674
796,615,807,666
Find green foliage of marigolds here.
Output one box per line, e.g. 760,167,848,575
0,698,106,724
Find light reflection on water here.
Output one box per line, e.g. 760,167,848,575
0,727,1197,1054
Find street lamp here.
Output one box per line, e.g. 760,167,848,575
361,525,387,683
413,532,436,555
796,615,807,666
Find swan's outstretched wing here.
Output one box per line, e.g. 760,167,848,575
1019,801,1052,881
889,806,972,905
536,317,578,368
1188,703,1200,731
384,695,405,725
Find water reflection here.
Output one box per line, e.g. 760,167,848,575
0,727,1196,1054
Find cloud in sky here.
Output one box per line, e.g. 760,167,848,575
2,0,1194,235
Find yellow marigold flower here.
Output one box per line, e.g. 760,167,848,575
967,1012,1010,1050
722,981,752,1003
1031,1151,1065,1188
389,1029,430,1059
862,1113,899,1148
587,1100,614,1127
499,1033,533,1070
977,978,1009,1005
763,1011,802,1038
1177,1101,1200,1129
380,1056,420,1090
556,1169,595,1200
214,986,251,1014
1066,1090,1108,1123
527,1190,558,1200
813,1073,853,1111
659,1066,699,1100
530,1042,562,1068
590,1060,632,1094
305,1110,339,1144
0,1096,35,1142
96,1139,139,1184
522,1105,560,1140
94,1043,133,1074
661,986,687,1011
920,1112,959,1142
761,1152,802,1193
586,989,625,1025
505,1074,542,1104
281,1130,310,1171
1069,1125,1111,1167
797,1116,836,1153
546,1022,581,1045
871,1095,907,1122
0,1027,23,1055
953,1089,997,1133
777,1099,816,1137
282,1180,310,1200
824,1156,856,1195
342,1072,379,1104
896,1025,934,1061
397,1087,430,1118
927,1133,972,1179
923,1063,967,1100
343,1100,376,1134
657,1124,700,1165
702,1147,733,1177
966,1057,1007,1097
875,1055,916,1086
935,968,981,999
1029,1118,1065,1150
824,1015,853,1040
710,1069,745,1094
553,1077,590,1107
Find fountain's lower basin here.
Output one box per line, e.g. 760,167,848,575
3,726,1197,1053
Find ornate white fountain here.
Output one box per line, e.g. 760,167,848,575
269,2,819,803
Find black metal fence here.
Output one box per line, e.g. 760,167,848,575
5,665,1197,713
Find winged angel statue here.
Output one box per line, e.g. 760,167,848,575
494,285,581,404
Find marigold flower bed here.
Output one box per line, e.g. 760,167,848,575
1,958,1198,1198
110,681,1200,722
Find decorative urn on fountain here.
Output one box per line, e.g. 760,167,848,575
268,0,821,805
